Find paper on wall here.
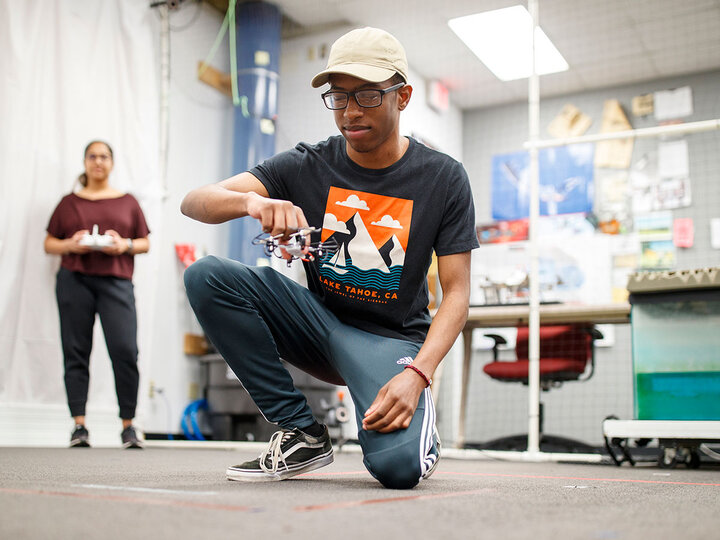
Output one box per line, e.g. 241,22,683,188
658,139,689,178
595,99,634,169
673,218,694,248
654,86,693,121
547,104,592,138
631,149,691,212
711,218,720,249
632,93,654,116
610,233,640,303
652,176,692,210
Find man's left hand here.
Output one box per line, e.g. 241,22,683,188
362,369,426,433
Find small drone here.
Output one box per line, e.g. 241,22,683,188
252,226,338,266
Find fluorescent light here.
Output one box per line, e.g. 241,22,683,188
448,5,569,81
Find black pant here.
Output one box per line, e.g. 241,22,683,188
56,267,139,419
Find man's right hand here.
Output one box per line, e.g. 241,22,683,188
181,171,310,234
244,191,309,239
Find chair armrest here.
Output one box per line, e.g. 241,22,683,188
589,327,604,341
581,326,604,382
484,333,507,362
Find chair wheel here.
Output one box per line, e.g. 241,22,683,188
687,451,701,469
658,448,677,468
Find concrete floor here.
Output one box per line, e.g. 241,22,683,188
1,443,719,540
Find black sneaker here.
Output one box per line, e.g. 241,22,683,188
121,426,144,449
227,425,333,482
70,424,90,448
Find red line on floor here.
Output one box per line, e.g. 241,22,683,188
434,471,720,487
294,489,492,512
301,470,720,487
0,488,260,512
299,470,368,477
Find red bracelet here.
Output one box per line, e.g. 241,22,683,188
404,364,432,387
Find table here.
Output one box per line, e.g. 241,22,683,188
455,302,631,448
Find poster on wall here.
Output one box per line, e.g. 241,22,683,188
636,211,672,238
594,99,634,169
476,219,529,244
536,212,596,237
654,86,693,121
673,218,694,248
639,239,676,269
491,150,530,221
470,234,612,306
636,212,676,269
596,170,632,230
651,176,692,210
631,147,692,213
711,218,720,250
655,139,692,210
547,103,592,138
491,143,595,220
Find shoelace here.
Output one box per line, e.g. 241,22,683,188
259,429,295,474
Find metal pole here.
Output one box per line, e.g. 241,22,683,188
525,118,720,149
159,3,170,198
228,2,282,263
527,0,541,456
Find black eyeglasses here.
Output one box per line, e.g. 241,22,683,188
321,82,405,110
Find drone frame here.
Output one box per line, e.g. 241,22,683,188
252,227,338,266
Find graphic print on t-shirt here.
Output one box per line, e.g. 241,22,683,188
318,186,413,304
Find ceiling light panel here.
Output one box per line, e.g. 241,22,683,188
448,5,569,81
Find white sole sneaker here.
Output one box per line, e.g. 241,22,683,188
226,426,334,482
226,450,334,482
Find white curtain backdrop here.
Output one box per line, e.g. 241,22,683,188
0,0,163,427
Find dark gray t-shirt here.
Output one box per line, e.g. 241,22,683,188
251,135,479,343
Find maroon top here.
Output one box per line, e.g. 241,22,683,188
47,193,150,280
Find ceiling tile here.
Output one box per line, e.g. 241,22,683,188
650,41,720,77
265,0,720,109
573,54,661,89
624,0,718,23
635,6,720,51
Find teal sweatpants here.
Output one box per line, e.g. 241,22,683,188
184,255,438,489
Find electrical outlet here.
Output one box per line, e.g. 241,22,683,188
149,380,156,399
188,382,199,400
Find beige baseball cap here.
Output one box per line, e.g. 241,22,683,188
311,27,408,88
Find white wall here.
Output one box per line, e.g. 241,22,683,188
0,4,466,445
0,1,234,445
139,3,235,436
1,0,164,446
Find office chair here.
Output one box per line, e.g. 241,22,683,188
477,324,603,452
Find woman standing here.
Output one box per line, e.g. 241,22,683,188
45,141,150,449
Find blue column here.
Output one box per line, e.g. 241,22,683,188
229,1,282,263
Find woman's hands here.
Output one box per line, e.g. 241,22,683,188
101,229,131,256
66,230,92,254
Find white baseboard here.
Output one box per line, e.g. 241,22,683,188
0,403,131,448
